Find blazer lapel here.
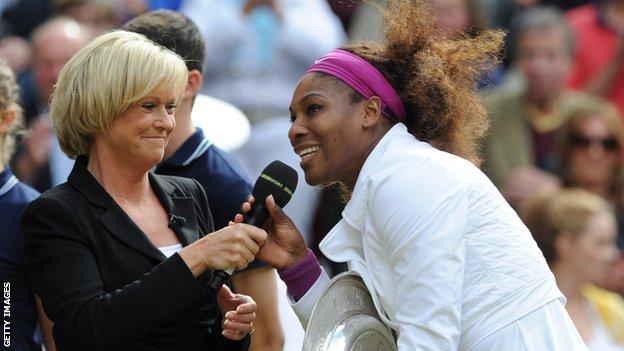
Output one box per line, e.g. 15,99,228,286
68,156,171,262
100,208,166,262
149,173,200,247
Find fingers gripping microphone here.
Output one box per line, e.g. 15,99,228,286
207,161,298,291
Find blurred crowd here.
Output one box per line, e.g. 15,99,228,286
2,0,624,350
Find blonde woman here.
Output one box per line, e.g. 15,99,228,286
20,31,265,350
524,189,624,350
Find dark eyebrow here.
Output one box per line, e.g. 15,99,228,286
289,92,327,119
290,92,329,121
299,93,326,106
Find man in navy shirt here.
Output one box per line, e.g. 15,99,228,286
0,60,42,350
123,11,284,350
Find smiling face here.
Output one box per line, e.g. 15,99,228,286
288,73,376,187
92,84,177,171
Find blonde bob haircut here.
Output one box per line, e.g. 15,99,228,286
50,30,188,158
523,188,613,265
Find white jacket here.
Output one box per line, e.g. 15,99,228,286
293,123,568,350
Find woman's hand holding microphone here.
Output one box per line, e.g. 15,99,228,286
178,223,267,340
179,223,268,277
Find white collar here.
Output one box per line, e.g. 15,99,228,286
0,174,18,198
341,123,409,231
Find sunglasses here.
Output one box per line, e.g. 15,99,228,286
570,134,619,151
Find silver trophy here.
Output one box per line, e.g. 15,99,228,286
303,271,398,351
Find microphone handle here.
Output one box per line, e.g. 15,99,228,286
207,268,235,291
245,204,269,227
206,204,269,291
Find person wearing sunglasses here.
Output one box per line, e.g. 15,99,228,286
557,103,624,295
482,7,608,212
569,134,619,152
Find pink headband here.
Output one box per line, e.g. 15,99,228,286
307,49,406,121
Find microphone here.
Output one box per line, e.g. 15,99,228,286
168,214,187,228
207,160,298,291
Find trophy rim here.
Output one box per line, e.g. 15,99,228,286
302,271,397,351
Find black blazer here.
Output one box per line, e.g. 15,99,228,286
21,156,249,351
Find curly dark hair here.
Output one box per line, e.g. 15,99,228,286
338,0,504,166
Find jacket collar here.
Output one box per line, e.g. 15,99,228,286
68,156,199,262
320,123,410,261
342,122,408,230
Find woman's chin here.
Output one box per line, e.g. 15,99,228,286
304,173,319,186
137,151,165,169
303,170,324,186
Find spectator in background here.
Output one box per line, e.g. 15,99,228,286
481,0,589,32
557,105,624,241
429,0,486,39
349,0,500,86
12,17,91,192
556,105,624,295
524,189,624,350
0,35,32,76
18,17,91,126
428,0,502,88
350,0,478,42
52,0,118,33
1,0,51,39
122,10,284,351
0,59,41,351
180,0,346,122
483,6,606,211
567,0,624,115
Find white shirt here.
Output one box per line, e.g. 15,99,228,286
157,243,182,259
291,123,584,350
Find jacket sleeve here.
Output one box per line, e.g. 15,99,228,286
290,268,331,329
369,168,467,351
21,196,215,350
